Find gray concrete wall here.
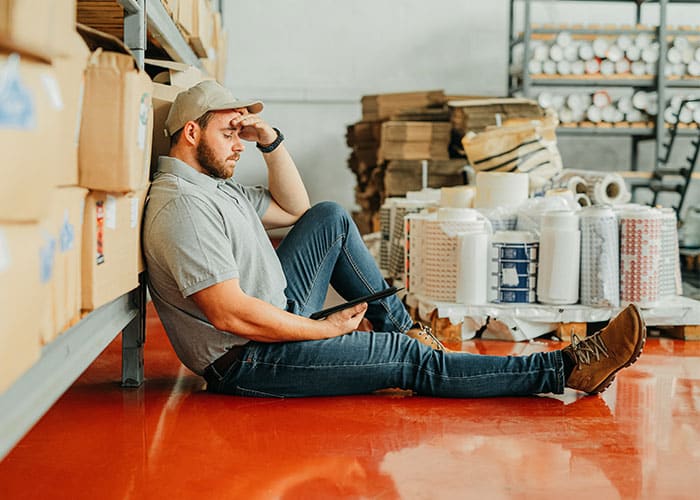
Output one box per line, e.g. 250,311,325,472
222,1,700,218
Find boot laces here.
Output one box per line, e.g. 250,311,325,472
411,323,447,351
570,332,610,368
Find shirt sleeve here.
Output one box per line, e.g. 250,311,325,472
234,183,272,218
146,195,238,297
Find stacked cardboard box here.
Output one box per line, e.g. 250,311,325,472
380,121,451,161
76,0,124,40
0,0,86,392
361,90,446,121
77,24,152,313
449,98,543,157
349,90,470,234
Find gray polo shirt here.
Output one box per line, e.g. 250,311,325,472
143,157,288,375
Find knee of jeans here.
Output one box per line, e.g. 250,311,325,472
310,201,350,230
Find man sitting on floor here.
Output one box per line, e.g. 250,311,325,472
142,80,646,398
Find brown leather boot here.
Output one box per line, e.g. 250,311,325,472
405,322,450,351
564,303,646,394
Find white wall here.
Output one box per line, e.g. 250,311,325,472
222,1,700,215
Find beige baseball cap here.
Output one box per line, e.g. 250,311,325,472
165,80,264,136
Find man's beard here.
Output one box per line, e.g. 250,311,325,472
196,140,238,179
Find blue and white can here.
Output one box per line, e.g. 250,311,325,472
488,231,539,303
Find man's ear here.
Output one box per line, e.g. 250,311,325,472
183,121,199,145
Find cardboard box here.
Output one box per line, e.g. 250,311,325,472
190,0,214,58
176,0,196,37
78,24,154,193
0,223,48,394
53,33,91,187
145,58,209,175
40,187,88,344
81,189,147,311
0,51,62,222
0,0,76,59
162,0,179,18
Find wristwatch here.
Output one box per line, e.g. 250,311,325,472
256,127,284,153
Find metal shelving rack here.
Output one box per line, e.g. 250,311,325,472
0,0,219,461
508,0,700,170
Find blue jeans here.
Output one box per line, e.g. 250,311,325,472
209,202,565,397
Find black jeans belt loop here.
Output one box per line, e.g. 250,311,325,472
204,344,247,387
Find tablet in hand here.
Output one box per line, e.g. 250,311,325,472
309,286,404,320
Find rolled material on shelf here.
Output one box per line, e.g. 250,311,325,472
475,172,529,209
576,193,592,207
440,186,476,209
620,207,662,308
558,170,631,206
536,211,581,305
586,174,631,205
488,231,538,304
659,208,683,298
456,231,489,305
580,206,620,307
565,175,588,194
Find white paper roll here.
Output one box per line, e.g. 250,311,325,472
585,59,600,74
579,42,594,61
586,174,631,205
566,175,588,194
537,211,580,304
580,206,620,307
543,60,557,75
576,193,592,207
626,45,642,62
593,37,609,58
456,231,489,305
550,44,564,62
440,186,476,209
475,172,529,209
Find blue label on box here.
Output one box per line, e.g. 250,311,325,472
59,211,75,253
39,231,56,284
0,54,36,130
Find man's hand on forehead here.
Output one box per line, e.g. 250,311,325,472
229,112,277,145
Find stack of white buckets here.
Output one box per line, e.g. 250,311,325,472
404,171,681,309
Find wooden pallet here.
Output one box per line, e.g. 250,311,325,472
421,311,700,343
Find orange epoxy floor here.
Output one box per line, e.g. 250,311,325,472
1,304,700,499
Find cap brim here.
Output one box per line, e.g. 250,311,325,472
210,99,264,114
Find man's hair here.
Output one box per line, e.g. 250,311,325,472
170,111,217,147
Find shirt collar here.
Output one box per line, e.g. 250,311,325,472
156,156,225,191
